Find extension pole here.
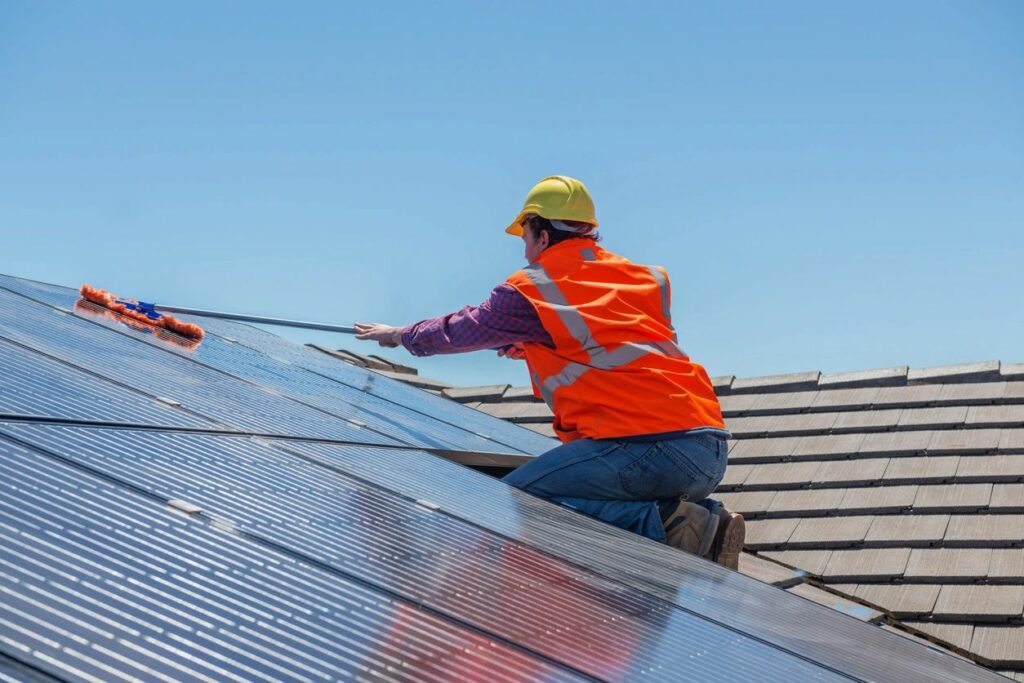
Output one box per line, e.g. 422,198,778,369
154,305,357,334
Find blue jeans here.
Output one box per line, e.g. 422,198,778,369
502,431,729,542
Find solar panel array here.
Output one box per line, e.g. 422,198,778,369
0,273,1007,682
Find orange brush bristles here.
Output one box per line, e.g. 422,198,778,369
79,284,205,340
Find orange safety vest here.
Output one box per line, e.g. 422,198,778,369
506,238,725,443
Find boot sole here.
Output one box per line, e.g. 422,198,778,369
715,513,746,571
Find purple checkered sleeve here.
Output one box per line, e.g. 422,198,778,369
401,283,553,357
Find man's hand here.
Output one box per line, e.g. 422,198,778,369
354,322,403,348
497,343,526,360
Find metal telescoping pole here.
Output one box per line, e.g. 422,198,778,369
154,305,357,334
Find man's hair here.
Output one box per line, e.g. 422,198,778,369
523,214,600,246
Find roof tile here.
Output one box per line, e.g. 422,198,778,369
751,391,818,413
955,455,1024,482
937,382,1008,404
441,384,510,402
743,460,822,487
729,370,821,394
716,490,778,516
474,402,552,422
786,583,883,622
831,408,903,433
864,514,950,546
718,393,765,414
858,430,932,456
988,549,1024,579
736,553,805,587
999,429,1024,450
790,433,865,459
766,411,840,435
767,488,847,516
927,429,1002,454
501,385,539,400
821,548,912,581
1002,365,1024,381
839,485,919,514
728,436,800,461
808,387,881,411
910,622,976,651
907,360,1002,385
817,366,908,389
896,406,969,429
875,384,945,408
744,518,801,547
789,516,874,548
990,484,1024,511
883,456,960,484
970,626,1024,667
933,585,1024,621
852,584,941,618
710,375,735,391
719,463,754,487
913,484,993,512
944,515,1024,546
967,404,1024,428
723,414,779,437
760,549,833,575
813,458,890,486
519,422,557,438
904,548,993,580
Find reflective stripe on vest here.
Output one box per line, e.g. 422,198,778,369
522,262,688,406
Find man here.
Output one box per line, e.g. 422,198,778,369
355,175,745,568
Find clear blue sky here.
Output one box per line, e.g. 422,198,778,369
3,2,1022,387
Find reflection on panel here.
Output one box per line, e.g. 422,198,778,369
0,435,585,683
0,273,548,455
279,438,1005,683
188,313,556,455
0,274,561,458
0,286,398,446
1,422,846,682
0,336,213,428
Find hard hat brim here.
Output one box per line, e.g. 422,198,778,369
505,212,527,236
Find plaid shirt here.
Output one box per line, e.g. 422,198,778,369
401,283,553,356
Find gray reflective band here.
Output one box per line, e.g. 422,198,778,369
539,339,688,406
580,248,597,262
522,263,600,353
647,266,672,323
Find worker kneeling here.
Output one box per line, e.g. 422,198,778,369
355,176,745,569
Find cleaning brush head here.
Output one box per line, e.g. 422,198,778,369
79,283,205,341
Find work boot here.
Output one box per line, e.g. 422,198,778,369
662,499,720,557
704,504,746,571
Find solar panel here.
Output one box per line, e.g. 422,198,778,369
0,274,551,456
0,272,1010,682
0,436,586,683
0,335,210,429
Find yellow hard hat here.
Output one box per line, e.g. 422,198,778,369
505,175,598,236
